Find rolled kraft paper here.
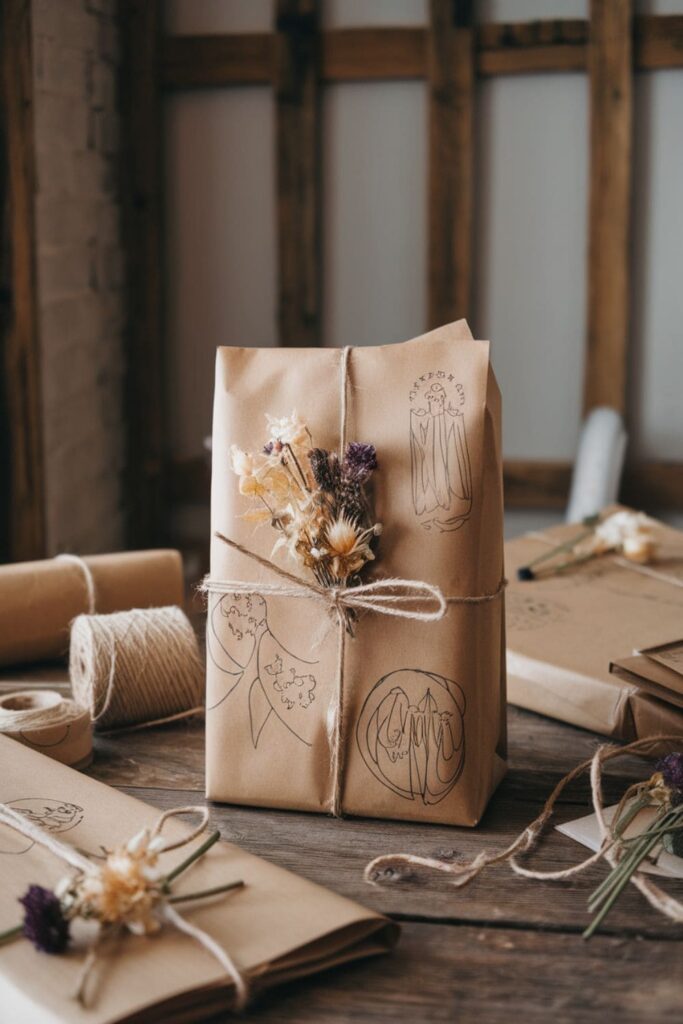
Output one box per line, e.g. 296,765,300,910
0,690,93,768
0,550,184,667
70,606,204,731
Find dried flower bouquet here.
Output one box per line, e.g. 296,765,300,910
230,411,382,603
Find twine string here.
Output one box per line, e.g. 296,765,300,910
0,803,250,1007
364,734,683,926
55,553,97,615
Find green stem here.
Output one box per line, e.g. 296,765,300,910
523,520,599,571
584,827,663,938
168,880,244,904
587,806,672,911
161,830,220,891
620,820,683,845
0,924,23,945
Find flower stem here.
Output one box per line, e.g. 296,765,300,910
521,520,599,573
0,924,22,945
168,880,244,903
584,827,664,938
161,830,220,891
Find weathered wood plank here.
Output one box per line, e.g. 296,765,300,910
0,0,45,561
427,1,474,328
584,0,633,414
120,0,167,545
246,920,682,1023
275,0,321,347
119,780,683,939
162,33,272,88
160,17,683,91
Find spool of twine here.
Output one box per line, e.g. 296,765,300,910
0,690,93,767
70,606,204,732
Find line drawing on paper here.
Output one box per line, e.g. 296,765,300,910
0,799,84,856
506,591,569,632
207,593,319,748
409,371,472,534
356,669,466,805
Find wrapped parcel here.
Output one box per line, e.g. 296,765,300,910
206,321,507,825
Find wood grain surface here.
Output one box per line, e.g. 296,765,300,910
75,704,683,1021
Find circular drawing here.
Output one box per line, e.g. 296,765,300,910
356,669,466,805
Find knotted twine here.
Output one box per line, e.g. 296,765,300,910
202,345,507,817
0,802,249,1008
364,734,683,928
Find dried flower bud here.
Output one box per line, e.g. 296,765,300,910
19,885,70,954
343,442,378,483
309,448,337,493
657,752,683,804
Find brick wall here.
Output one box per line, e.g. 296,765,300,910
32,0,125,553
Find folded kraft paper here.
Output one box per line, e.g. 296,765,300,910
0,737,397,1022
205,321,507,825
506,514,683,739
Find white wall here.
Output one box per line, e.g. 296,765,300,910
163,0,683,538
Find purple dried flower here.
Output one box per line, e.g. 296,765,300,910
19,885,70,954
342,442,377,483
309,448,340,494
263,441,274,454
657,752,683,802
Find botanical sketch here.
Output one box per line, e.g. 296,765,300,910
409,371,472,533
207,593,319,748
0,800,84,856
356,669,466,805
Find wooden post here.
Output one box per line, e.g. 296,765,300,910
275,0,321,347
584,0,633,413
120,0,167,545
0,0,45,560
427,0,475,328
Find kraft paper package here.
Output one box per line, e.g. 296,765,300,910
206,321,507,826
506,513,683,739
611,639,683,711
0,736,397,1023
0,552,184,667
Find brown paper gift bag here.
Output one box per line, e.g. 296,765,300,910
506,512,683,740
0,737,397,1022
205,321,507,826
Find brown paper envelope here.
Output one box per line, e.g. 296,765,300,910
506,513,683,738
206,321,506,825
0,736,397,1023
0,552,184,667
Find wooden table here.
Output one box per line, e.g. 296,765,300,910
74,706,680,1023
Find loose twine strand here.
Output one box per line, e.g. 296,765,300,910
0,803,250,1009
364,735,683,927
203,344,506,817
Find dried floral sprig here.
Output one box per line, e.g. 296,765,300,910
230,411,382,605
517,510,658,582
0,828,243,960
583,752,683,938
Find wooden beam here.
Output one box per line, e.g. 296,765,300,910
621,463,683,510
0,0,45,560
503,461,572,509
160,16,683,91
584,0,633,415
275,0,321,347
427,0,474,328
120,0,167,545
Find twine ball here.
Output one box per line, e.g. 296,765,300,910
70,606,204,730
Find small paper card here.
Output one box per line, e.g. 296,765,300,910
556,804,683,880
